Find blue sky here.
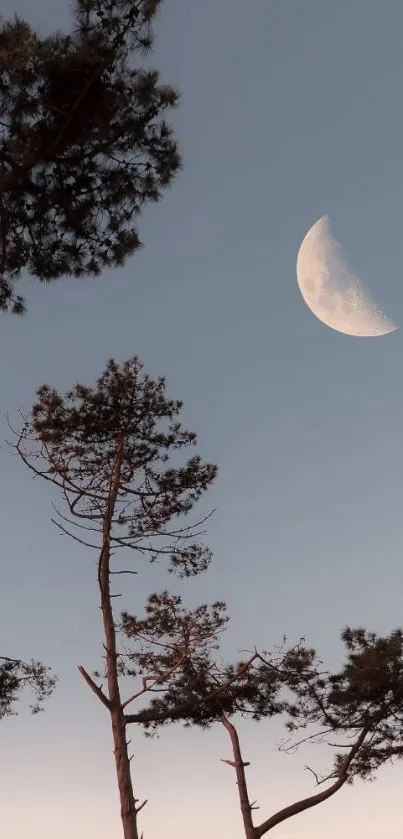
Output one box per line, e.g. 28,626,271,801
1,1,403,837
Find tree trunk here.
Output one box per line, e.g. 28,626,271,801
100,433,140,839
109,704,140,839
102,554,140,839
220,715,257,839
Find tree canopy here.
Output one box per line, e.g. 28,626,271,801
0,655,57,718
0,0,181,313
281,626,403,783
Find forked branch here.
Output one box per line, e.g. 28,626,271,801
220,716,371,838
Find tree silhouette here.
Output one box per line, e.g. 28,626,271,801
0,0,181,313
12,355,221,839
0,655,56,718
215,626,403,838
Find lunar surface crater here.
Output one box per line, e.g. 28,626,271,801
296,216,398,337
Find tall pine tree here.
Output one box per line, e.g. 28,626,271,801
13,356,222,839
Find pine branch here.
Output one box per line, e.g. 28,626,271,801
124,652,259,724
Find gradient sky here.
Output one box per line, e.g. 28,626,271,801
1,1,403,837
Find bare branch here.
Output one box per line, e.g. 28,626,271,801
305,764,321,785
77,665,112,710
51,502,103,535
51,517,100,549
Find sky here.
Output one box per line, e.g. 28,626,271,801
1,1,403,837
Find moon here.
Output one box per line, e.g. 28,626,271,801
296,216,398,337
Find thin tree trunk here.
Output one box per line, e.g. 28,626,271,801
220,715,256,839
109,704,139,839
99,433,140,839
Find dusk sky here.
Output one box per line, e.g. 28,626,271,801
1,1,403,837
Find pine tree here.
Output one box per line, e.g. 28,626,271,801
12,356,226,839
0,1,181,313
213,627,403,838
0,655,56,718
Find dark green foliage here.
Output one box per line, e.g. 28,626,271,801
16,355,217,577
0,656,57,718
0,0,181,313
281,627,403,783
118,591,283,734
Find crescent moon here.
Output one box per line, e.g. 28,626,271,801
296,216,398,337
